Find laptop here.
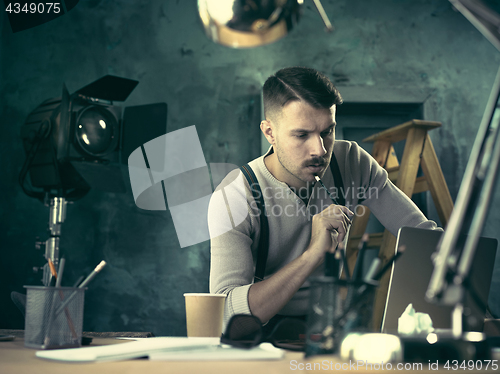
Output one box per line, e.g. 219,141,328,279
381,226,498,333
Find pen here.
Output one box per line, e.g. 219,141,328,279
55,260,107,317
334,249,344,280
48,259,57,287
363,258,381,283
373,246,406,281
324,251,339,277
45,257,77,345
44,258,58,345
72,275,85,288
332,247,406,336
352,233,369,281
314,175,341,206
78,260,107,288
338,242,350,280
343,246,405,320
55,258,65,288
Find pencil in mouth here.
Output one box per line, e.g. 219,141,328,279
314,175,341,206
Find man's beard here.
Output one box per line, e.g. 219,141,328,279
275,148,332,184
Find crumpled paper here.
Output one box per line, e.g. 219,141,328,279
398,303,434,335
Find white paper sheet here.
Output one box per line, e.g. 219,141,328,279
35,337,284,362
148,342,284,361
36,337,220,362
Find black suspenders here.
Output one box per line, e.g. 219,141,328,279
329,153,346,207
240,164,269,283
239,154,345,283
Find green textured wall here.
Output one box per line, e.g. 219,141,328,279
1,0,500,335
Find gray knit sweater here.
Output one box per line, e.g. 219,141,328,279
208,140,439,325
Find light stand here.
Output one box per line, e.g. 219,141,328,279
34,197,67,286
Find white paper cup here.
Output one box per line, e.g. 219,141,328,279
184,293,226,337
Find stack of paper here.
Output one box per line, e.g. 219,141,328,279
35,337,284,362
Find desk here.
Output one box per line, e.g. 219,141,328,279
3,336,302,374
0,334,498,374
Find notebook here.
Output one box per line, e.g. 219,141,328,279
381,226,498,333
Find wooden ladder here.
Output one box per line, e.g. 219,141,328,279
345,119,454,330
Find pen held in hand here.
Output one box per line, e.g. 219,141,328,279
324,251,339,278
337,241,350,280
314,175,341,206
334,249,343,279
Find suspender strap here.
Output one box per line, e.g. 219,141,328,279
329,153,346,206
240,164,269,283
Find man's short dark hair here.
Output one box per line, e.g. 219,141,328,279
263,67,343,121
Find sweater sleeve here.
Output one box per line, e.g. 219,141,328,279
343,141,441,236
208,169,258,327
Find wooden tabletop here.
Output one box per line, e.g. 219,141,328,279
0,335,306,374
1,334,498,374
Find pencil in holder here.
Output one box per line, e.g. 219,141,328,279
305,277,378,357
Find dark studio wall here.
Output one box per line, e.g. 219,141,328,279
1,0,500,335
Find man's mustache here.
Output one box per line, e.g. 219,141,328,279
304,158,327,167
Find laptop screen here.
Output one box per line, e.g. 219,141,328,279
381,226,497,333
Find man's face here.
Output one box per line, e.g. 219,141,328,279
264,100,336,189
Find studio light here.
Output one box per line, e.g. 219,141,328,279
74,105,119,158
19,75,168,285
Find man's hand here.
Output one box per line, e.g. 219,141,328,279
307,204,354,260
248,204,353,324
